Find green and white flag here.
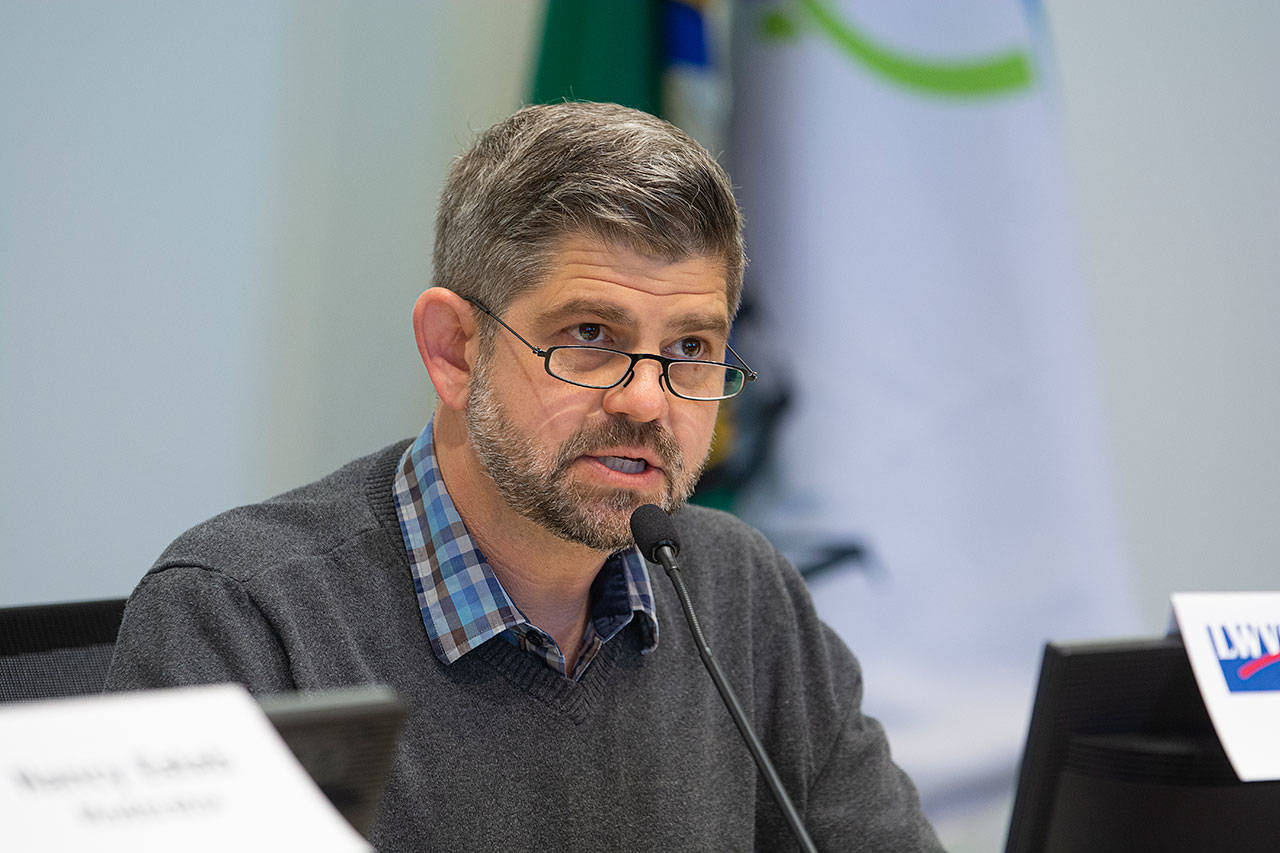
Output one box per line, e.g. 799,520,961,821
531,0,729,153
729,0,1136,826
532,0,664,114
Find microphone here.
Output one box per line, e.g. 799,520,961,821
630,505,817,853
629,503,681,564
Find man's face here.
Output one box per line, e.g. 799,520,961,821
465,237,730,551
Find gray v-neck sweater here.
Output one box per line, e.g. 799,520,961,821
106,441,941,852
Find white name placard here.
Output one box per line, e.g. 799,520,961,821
1171,591,1280,782
0,684,371,852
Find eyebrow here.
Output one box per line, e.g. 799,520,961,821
533,299,731,340
533,299,634,330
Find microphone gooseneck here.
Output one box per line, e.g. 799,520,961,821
629,504,818,853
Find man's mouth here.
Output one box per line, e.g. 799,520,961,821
595,455,650,475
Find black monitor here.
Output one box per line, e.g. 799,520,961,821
259,686,405,839
1005,636,1280,853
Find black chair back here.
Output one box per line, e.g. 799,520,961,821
0,598,126,701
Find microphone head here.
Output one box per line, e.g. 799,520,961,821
629,504,681,563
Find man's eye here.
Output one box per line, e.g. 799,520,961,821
573,324,604,344
676,338,706,359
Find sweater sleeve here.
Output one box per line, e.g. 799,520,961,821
104,564,294,694
802,623,944,852
729,520,943,852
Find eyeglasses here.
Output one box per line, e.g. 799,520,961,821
464,297,757,402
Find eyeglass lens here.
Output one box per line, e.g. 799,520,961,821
548,347,744,400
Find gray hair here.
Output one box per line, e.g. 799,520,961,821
433,102,744,326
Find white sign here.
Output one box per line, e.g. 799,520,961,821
0,684,371,852
1171,591,1280,782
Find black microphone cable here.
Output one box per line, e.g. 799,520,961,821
630,504,818,853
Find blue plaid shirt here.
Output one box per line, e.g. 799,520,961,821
392,421,659,681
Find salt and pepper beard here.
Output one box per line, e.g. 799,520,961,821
465,355,705,552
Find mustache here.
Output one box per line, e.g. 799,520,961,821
552,417,684,474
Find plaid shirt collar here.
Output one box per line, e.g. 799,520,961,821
392,421,659,677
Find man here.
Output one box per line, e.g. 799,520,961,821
107,102,941,851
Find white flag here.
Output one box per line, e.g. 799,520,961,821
729,0,1137,822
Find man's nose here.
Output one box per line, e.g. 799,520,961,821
601,358,668,423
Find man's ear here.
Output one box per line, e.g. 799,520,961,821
412,287,476,411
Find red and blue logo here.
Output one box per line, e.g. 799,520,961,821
1208,623,1280,692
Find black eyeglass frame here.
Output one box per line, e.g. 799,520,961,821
463,296,758,402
